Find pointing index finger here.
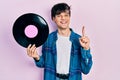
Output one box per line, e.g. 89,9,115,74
82,26,85,36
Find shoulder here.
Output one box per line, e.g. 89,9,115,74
49,30,57,37
42,30,57,47
47,30,57,40
70,29,81,39
70,29,81,46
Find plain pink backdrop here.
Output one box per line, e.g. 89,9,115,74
0,0,120,80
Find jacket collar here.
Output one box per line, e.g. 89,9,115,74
53,28,75,42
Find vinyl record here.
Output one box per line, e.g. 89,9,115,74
12,13,49,48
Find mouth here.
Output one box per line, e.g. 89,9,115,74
60,21,67,25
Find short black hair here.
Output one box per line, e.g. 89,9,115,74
51,3,71,19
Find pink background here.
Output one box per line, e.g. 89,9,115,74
0,0,120,80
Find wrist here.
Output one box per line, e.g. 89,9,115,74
84,46,90,50
34,55,40,61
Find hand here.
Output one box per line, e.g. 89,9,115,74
79,26,90,50
27,44,39,60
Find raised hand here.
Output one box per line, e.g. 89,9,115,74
79,26,90,50
27,44,39,60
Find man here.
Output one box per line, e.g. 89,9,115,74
27,3,93,80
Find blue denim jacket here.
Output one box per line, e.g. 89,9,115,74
34,29,93,80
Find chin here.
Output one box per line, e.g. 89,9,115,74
60,27,69,30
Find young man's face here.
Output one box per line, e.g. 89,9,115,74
53,11,70,30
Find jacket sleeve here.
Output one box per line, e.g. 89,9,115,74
80,47,93,74
34,55,45,68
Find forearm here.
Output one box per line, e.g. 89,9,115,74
80,48,93,74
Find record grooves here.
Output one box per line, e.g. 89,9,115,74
12,13,49,48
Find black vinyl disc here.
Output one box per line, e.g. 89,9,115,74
12,13,49,48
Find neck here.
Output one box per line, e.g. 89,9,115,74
58,28,71,37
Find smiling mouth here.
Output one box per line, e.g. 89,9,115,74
60,21,67,24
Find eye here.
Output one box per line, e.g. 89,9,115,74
65,13,70,16
56,15,61,17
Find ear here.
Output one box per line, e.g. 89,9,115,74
52,17,56,22
52,17,55,21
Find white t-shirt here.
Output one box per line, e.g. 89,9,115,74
56,33,71,74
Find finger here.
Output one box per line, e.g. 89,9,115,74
80,39,85,46
80,37,87,44
83,36,90,43
30,44,36,50
27,44,31,49
82,26,85,37
31,46,37,55
81,38,86,43
27,44,31,54
27,44,35,55
30,44,36,53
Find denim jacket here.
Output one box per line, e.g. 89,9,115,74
34,29,93,80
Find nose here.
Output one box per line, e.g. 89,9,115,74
61,16,65,20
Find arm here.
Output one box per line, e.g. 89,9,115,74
80,48,93,74
34,55,45,68
79,26,93,74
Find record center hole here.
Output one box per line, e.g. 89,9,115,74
24,25,38,38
